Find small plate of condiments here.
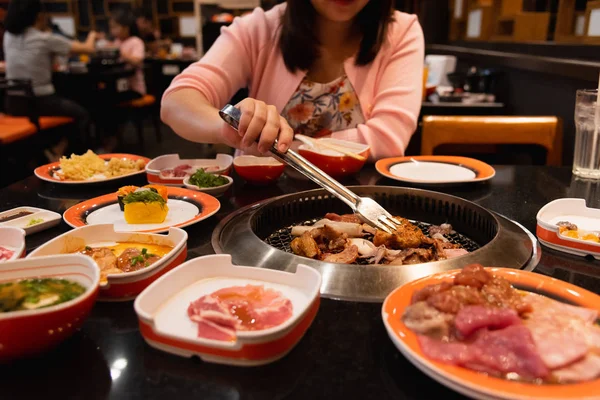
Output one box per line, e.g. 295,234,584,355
0,207,61,235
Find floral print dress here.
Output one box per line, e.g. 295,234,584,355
281,75,365,138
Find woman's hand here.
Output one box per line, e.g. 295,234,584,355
222,98,293,154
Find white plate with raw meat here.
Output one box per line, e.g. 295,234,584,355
382,264,600,400
145,153,233,186
134,254,321,366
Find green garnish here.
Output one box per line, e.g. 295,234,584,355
189,168,228,188
122,190,166,205
26,218,44,226
0,278,86,313
130,248,155,266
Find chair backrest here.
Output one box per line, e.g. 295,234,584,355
420,116,563,166
0,78,40,129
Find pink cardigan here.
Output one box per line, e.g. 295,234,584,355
163,4,424,160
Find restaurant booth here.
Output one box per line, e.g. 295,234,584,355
0,1,599,399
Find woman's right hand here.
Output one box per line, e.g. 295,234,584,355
221,98,294,155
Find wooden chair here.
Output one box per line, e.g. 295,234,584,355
117,94,162,147
420,116,563,166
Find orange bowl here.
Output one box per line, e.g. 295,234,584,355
297,138,370,179
233,156,285,185
0,254,100,361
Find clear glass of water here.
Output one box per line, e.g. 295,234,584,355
573,89,600,179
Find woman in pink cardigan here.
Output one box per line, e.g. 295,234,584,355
161,0,424,160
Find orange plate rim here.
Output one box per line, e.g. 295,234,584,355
34,153,150,184
375,156,496,184
62,187,220,233
382,267,600,400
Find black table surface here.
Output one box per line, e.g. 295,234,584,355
1,165,599,400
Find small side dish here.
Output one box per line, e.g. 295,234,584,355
188,284,293,341
556,221,600,243
0,227,26,262
188,168,228,188
401,264,600,384
0,278,86,312
0,207,61,235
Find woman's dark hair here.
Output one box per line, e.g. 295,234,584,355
111,8,139,37
279,0,394,72
5,0,42,35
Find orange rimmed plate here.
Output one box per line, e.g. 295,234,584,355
34,153,150,184
376,156,495,185
382,268,600,400
63,187,220,233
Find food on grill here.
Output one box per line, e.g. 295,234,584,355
402,264,600,383
188,168,228,188
57,150,145,181
289,214,468,265
122,189,169,224
556,221,600,243
0,246,15,261
187,285,293,341
76,242,173,283
0,278,86,312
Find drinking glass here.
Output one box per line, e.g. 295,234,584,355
573,89,600,179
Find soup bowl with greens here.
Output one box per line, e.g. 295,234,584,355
0,254,99,361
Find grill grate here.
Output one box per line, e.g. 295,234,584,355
264,217,481,265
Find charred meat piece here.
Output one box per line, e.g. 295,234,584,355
290,232,321,259
325,213,362,224
388,248,434,265
311,225,349,252
428,223,453,237
373,218,425,249
402,301,454,339
117,247,161,272
321,245,359,264
557,221,578,231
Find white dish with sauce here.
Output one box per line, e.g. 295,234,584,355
27,224,188,301
0,207,61,235
134,254,322,366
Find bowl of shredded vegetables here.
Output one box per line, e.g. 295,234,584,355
183,169,233,197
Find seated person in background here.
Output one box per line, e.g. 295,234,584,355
109,8,146,101
3,0,97,160
134,8,171,57
161,0,424,160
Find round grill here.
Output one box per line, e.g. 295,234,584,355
213,186,540,302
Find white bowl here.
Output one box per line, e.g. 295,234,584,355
0,226,26,261
27,224,188,301
134,254,322,366
146,153,233,186
183,175,233,197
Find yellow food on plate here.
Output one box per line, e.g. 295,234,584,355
124,203,169,224
122,189,169,224
58,150,146,181
106,157,146,177
59,150,107,180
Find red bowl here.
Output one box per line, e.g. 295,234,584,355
233,156,285,185
0,254,100,361
297,138,370,179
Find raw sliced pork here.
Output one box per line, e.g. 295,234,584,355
188,285,293,341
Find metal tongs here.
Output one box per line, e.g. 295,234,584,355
219,104,402,234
